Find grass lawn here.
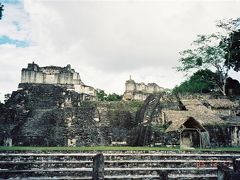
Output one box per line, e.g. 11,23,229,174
0,146,179,151
0,146,239,152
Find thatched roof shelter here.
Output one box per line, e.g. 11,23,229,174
206,99,237,109
165,116,206,132
163,100,224,126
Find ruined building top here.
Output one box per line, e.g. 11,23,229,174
20,62,96,98
123,76,165,101
21,62,83,85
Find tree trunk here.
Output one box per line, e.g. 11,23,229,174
222,82,227,96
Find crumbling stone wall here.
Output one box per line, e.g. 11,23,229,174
95,101,142,144
20,62,97,99
1,81,239,147
122,77,165,101
0,84,142,147
0,83,103,146
21,62,82,86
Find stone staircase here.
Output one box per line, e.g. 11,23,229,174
0,151,239,179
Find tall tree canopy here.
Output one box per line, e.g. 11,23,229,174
173,69,217,94
224,30,240,71
177,18,240,96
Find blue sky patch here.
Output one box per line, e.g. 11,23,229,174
0,35,29,48
1,0,21,4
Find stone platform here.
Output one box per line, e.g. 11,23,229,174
0,150,239,179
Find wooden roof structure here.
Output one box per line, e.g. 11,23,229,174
165,116,206,132
206,99,237,109
163,100,224,127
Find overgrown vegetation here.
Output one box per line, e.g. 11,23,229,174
173,69,217,94
95,100,143,112
177,18,240,95
96,89,122,101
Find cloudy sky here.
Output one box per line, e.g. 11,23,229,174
0,0,240,101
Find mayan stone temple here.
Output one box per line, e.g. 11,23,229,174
20,62,97,100
122,76,165,101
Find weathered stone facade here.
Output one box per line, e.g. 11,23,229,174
0,83,140,147
1,64,240,148
127,94,240,148
1,84,240,147
0,83,102,146
122,77,165,101
21,62,97,100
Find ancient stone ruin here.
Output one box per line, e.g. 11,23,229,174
0,63,240,149
127,93,240,149
122,76,165,101
20,62,97,100
0,64,139,147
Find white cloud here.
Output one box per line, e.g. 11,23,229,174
0,0,240,101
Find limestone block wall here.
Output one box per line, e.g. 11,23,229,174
21,63,83,85
21,70,43,84
136,83,146,91
123,78,164,101
126,81,136,91
74,85,85,94
146,84,164,93
21,70,80,85
84,86,97,96
133,93,148,101
21,62,96,99
146,85,155,93
57,72,73,84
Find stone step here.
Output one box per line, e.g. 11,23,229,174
0,155,236,164
0,161,93,169
6,174,217,180
104,174,217,179
168,173,217,179
0,166,226,179
0,161,232,170
0,159,231,164
0,151,238,179
0,159,231,169
1,152,239,157
104,161,230,168
0,168,92,179
105,166,218,171
0,160,92,164
0,167,218,174
103,153,240,157
103,167,220,177
0,158,233,163
0,176,92,180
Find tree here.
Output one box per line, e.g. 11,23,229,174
96,89,122,101
218,18,240,71
224,30,240,71
173,69,217,94
177,18,240,96
96,89,108,101
106,93,122,101
0,3,4,20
